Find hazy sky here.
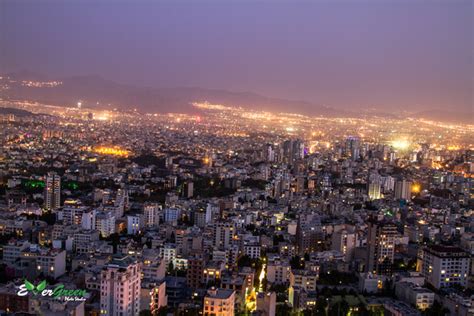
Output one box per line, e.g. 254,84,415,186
1,0,472,112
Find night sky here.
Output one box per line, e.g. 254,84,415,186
1,0,472,112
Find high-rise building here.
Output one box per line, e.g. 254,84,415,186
345,136,360,161
289,269,318,292
81,209,97,230
417,245,470,289
212,222,235,249
381,175,395,192
203,288,235,316
320,173,332,192
332,229,358,262
127,214,143,235
292,139,305,161
368,178,382,201
44,172,61,210
193,204,212,228
367,172,381,200
187,254,204,289
256,292,276,316
288,269,318,309
164,208,181,223
295,176,305,193
282,139,304,164
96,211,116,237
140,281,167,315
265,144,275,162
58,199,88,225
143,202,161,227
394,179,412,201
296,214,323,255
366,219,397,275
182,181,194,198
266,258,291,285
100,256,141,316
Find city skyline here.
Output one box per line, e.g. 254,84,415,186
0,1,472,316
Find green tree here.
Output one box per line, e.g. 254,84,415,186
290,255,305,270
422,301,449,316
314,298,328,316
276,303,292,316
329,299,350,316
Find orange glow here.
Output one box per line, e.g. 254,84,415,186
92,146,130,157
412,183,421,193
391,139,410,150
447,145,460,151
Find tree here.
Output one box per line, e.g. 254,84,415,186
328,299,350,316
237,255,252,267
354,303,371,316
273,234,284,245
269,284,288,302
177,307,200,316
422,301,449,316
145,238,152,249
276,303,292,316
40,211,56,225
290,255,305,270
314,298,328,316
167,262,174,273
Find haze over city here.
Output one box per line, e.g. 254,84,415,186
1,0,472,115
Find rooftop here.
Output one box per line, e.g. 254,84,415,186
425,245,469,258
205,287,235,300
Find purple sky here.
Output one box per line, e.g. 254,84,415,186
1,0,472,112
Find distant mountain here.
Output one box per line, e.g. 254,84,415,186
0,107,36,117
412,110,473,124
2,73,345,117
5,70,51,81
2,72,471,123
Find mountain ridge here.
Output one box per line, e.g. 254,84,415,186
1,72,471,123
1,72,349,117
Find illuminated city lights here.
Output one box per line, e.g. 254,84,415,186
412,183,421,193
0,3,472,315
91,146,130,157
391,139,410,150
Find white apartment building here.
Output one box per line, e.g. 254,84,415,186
23,246,66,279
266,260,291,285
2,239,30,264
331,229,357,262
100,256,141,316
44,172,61,210
96,211,116,237
395,281,434,310
418,245,470,289
203,287,235,316
143,203,161,227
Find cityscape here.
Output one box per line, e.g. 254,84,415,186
0,1,472,316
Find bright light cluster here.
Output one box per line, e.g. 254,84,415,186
412,183,421,193
21,80,62,88
391,139,410,150
92,146,130,157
